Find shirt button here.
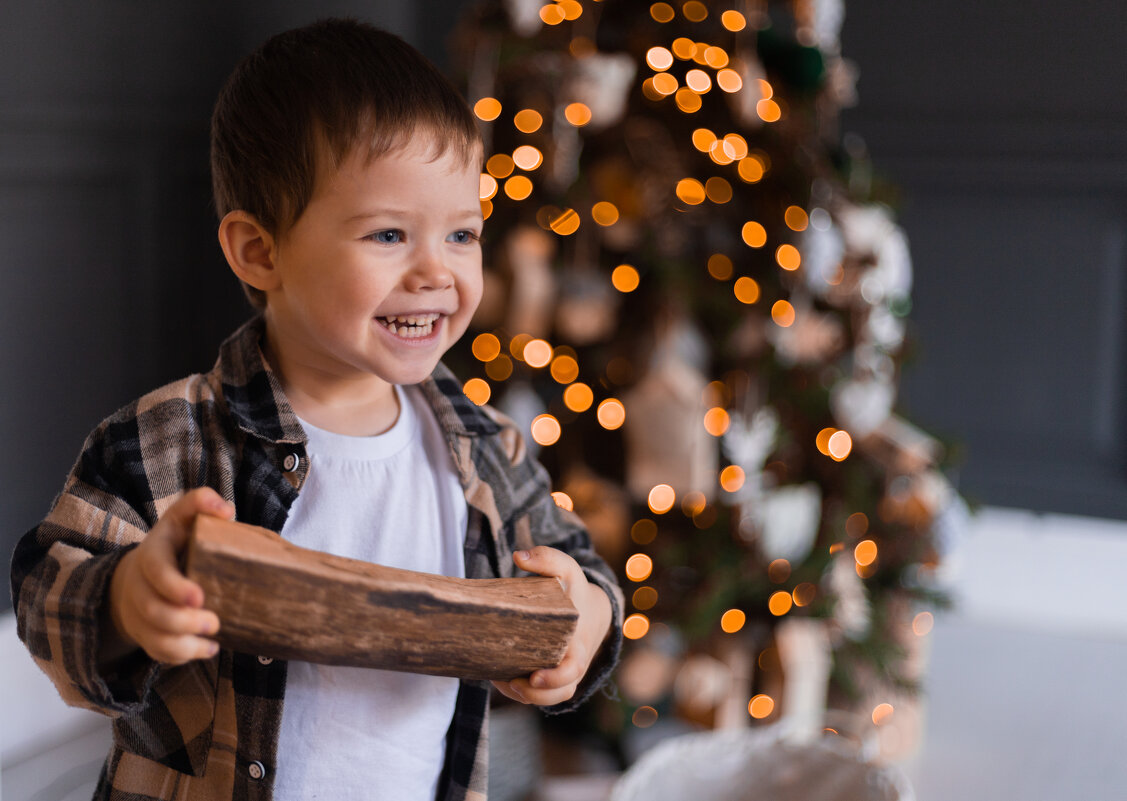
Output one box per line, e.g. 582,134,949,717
248,761,266,781
257,655,274,666
282,453,300,472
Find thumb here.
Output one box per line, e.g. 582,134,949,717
159,487,235,549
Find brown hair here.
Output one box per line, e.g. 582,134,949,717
210,18,482,308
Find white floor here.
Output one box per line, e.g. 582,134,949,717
4,506,1127,801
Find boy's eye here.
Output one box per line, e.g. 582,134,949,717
369,230,402,244
448,230,480,245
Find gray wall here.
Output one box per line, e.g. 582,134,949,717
4,2,1126,612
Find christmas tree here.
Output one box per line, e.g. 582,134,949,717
449,0,962,762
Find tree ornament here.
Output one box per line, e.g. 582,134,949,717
828,552,871,641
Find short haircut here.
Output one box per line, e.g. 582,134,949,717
210,18,482,309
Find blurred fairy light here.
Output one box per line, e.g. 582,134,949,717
723,133,748,159
767,558,791,583
479,174,498,201
785,205,810,231
612,264,641,292
523,338,553,368
685,68,712,94
486,154,514,178
705,177,732,203
539,3,564,25
748,694,775,719
816,427,836,456
623,613,651,640
471,333,501,362
676,178,706,205
854,539,878,567
692,127,715,151
512,145,543,171
473,97,501,121
704,46,728,69
671,37,695,60
550,354,579,384
733,276,760,304
462,378,490,406
513,108,543,133
793,582,817,607
632,706,659,728
625,553,654,582
680,490,707,516
509,332,533,361
741,221,767,248
548,208,581,235
632,586,658,610
682,1,708,22
872,703,895,726
721,10,746,31
551,491,574,511
703,406,730,436
720,608,746,633
564,102,592,126
708,253,733,280
776,243,801,271
675,87,703,113
485,354,513,381
768,590,793,616
912,611,934,636
719,464,745,492
771,299,796,327
631,519,658,544
504,175,533,200
757,98,782,123
716,68,742,92
563,382,594,412
647,483,676,514
649,2,675,23
592,201,620,226
646,46,674,71
480,199,493,220
531,414,561,446
597,398,626,430
828,430,853,460
846,512,869,537
653,72,679,96
737,155,765,183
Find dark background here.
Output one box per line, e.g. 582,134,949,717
3,1,1126,611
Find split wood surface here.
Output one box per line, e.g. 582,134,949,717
183,515,578,680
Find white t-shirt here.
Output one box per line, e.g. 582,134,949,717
272,385,468,800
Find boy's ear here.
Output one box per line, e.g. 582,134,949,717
218,211,281,292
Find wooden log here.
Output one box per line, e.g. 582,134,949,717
182,515,578,680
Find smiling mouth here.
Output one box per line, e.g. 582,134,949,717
376,313,441,338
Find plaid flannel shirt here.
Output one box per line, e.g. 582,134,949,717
11,317,624,801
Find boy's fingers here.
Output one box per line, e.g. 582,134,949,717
148,632,220,666
529,648,584,690
137,537,205,608
136,594,219,637
490,680,529,705
513,547,583,593
159,488,235,548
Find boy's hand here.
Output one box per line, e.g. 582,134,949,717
102,488,233,666
492,547,613,707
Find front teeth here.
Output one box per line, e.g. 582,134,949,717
379,313,440,338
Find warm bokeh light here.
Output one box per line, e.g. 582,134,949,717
721,9,747,31
828,430,853,461
676,178,707,205
531,414,561,446
854,539,878,567
632,586,658,611
757,98,782,122
771,300,796,327
569,36,595,58
523,338,553,368
682,1,708,21
509,332,533,361
685,68,712,93
675,87,702,113
623,613,651,640
768,591,793,616
776,244,801,271
473,97,502,121
625,553,654,582
749,694,775,719
551,491,574,511
548,208,581,235
737,156,765,183
692,127,716,152
550,355,579,384
486,153,515,179
647,483,676,514
563,382,594,412
512,145,543,171
480,199,493,220
631,519,658,544
504,175,533,201
913,611,935,636
720,608,746,634
472,333,501,362
671,37,695,60
650,2,675,23
719,465,746,493
704,46,729,69
733,277,760,304
872,703,894,726
514,108,544,133
793,582,817,607
463,378,490,406
485,354,513,381
716,68,743,93
653,72,679,96
846,512,869,538
741,221,767,248
612,264,641,292
564,102,592,126
681,490,707,516
785,205,810,231
592,201,620,226
708,253,733,280
758,79,774,99
540,3,565,24
646,46,674,71
632,705,659,728
597,398,626,430
708,139,734,165
703,406,730,436
767,558,791,583
705,176,732,203
558,0,582,20
723,134,749,159
479,173,498,201
816,427,836,456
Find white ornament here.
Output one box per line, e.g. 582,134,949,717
864,305,906,352
504,0,544,37
800,219,845,297
828,553,870,640
811,0,846,52
754,482,822,563
565,52,636,131
830,378,894,439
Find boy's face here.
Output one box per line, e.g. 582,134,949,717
264,135,484,393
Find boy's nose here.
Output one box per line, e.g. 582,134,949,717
404,249,455,292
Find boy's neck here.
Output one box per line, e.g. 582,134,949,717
261,326,401,437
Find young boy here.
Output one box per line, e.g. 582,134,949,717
11,19,623,801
